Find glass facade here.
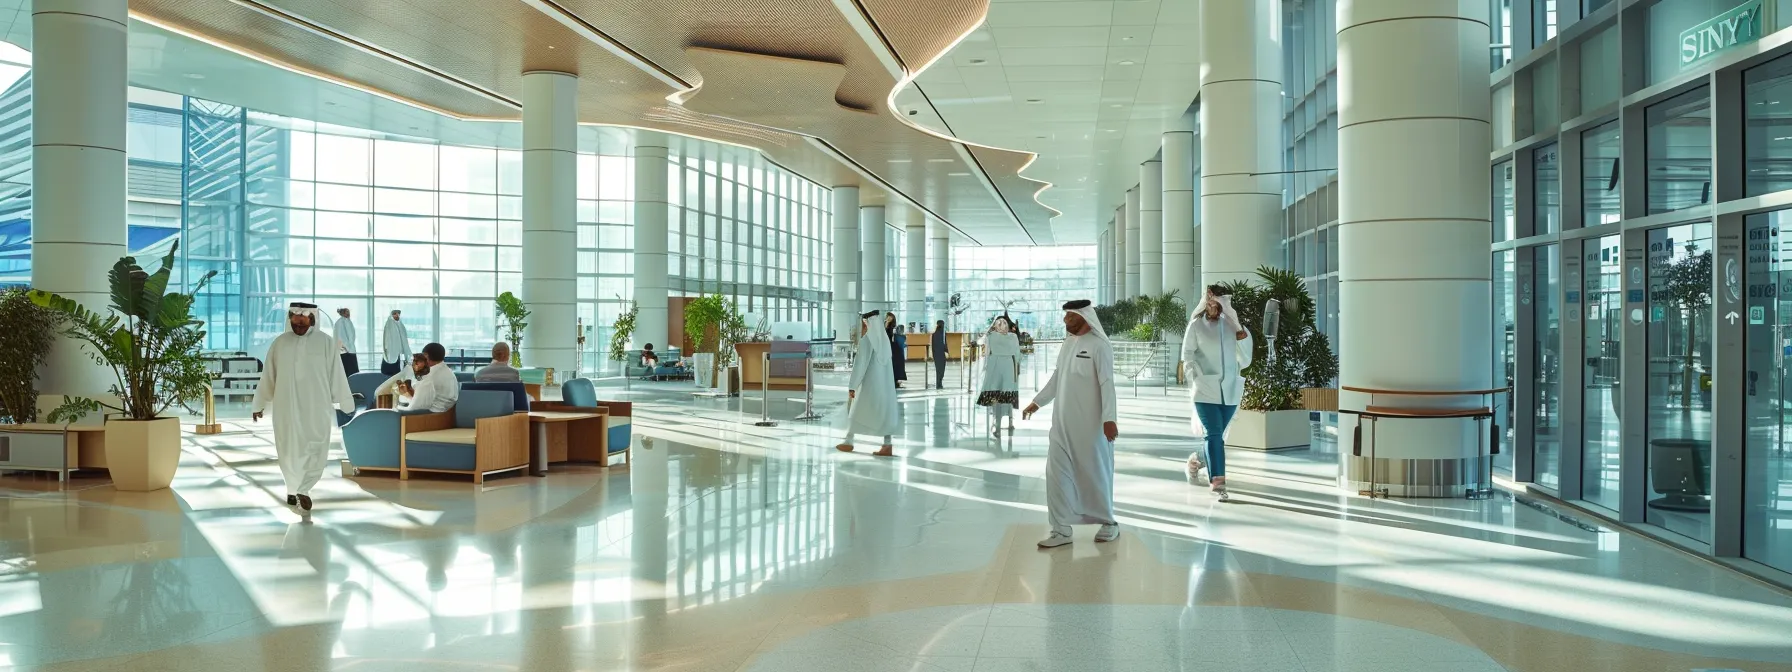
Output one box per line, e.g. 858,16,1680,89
949,245,1095,340
0,76,831,372
1477,0,1792,580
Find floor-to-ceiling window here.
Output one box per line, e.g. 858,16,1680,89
1645,222,1714,542
1646,88,1712,215
1582,122,1622,227
1582,235,1623,509
1495,160,1517,242
951,246,1096,339
1495,249,1518,476
1536,143,1562,235
1534,244,1563,489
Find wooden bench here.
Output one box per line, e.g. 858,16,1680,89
1341,386,1509,499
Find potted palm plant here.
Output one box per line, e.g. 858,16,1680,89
32,243,216,491
1219,267,1339,451
609,299,637,376
0,287,62,424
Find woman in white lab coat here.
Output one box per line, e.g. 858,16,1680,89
1181,285,1253,500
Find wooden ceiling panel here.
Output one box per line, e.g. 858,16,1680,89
859,0,990,72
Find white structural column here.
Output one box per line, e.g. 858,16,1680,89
32,0,128,395
928,223,950,322
1140,160,1165,297
1096,221,1110,304
1111,210,1125,299
632,142,671,359
831,186,861,340
905,220,926,322
1124,188,1141,298
521,72,580,375
1163,127,1198,300
860,205,888,312
1200,0,1284,285
1337,1,1493,496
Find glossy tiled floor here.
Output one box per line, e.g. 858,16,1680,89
2,366,1791,671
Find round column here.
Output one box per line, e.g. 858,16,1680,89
520,71,579,376
1124,187,1141,298
1200,0,1283,285
860,205,888,312
831,186,861,341
1338,1,1493,496
1163,128,1197,301
905,219,926,323
1097,222,1110,304
929,223,950,323
32,0,128,395
1140,160,1164,297
632,142,671,362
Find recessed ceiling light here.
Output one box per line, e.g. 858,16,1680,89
1026,98,1044,104
1110,104,1122,108
1118,60,1136,65
927,158,955,163
949,172,972,177
1121,36,1135,41
969,58,988,65
548,45,556,49
1036,135,1047,139
1103,128,1119,133
184,73,204,80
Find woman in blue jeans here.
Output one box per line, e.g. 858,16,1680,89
1180,285,1253,500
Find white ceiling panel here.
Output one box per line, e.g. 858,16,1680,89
996,46,1111,67
987,2,1118,27
988,26,1111,48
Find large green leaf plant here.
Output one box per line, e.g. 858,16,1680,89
1217,267,1339,412
30,243,217,423
495,291,531,368
0,287,63,424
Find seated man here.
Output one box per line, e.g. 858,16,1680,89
388,354,444,411
475,342,522,383
422,342,460,410
641,343,661,369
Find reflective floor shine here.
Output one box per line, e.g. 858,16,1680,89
3,372,1791,671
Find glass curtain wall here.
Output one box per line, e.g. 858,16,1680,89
950,246,1096,339
0,79,831,368
1282,0,1340,347
1582,235,1623,509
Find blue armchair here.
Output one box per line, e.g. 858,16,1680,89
534,377,631,469
463,382,530,413
341,407,437,475
400,390,530,483
348,372,387,410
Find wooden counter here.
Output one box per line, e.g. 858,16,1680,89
735,342,809,391
904,332,968,361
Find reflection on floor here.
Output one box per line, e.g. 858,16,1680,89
1,371,1790,672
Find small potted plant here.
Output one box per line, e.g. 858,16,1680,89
0,287,62,425
610,299,637,376
495,291,530,368
32,243,216,492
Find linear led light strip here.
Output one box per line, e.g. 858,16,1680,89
828,0,1059,244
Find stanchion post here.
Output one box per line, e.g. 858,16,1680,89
754,352,777,427
796,351,821,421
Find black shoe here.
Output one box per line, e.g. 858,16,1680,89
287,495,298,506
297,495,313,511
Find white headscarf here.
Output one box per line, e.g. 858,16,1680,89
1064,300,1107,341
287,302,325,335
858,309,891,361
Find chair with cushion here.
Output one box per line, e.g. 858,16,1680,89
455,371,476,384
342,407,440,476
348,372,387,410
400,390,530,483
533,378,631,469
463,382,530,413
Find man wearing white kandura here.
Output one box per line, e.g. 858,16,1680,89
1023,299,1120,548
840,309,901,457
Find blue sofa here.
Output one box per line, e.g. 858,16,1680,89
626,348,688,380
341,407,438,474
399,390,530,483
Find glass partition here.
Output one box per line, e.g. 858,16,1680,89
1535,144,1562,235
1582,235,1623,510
1495,249,1518,476
1744,53,1792,197
1646,87,1712,215
1535,244,1562,489
1743,210,1792,574
1582,122,1621,227
1645,222,1714,542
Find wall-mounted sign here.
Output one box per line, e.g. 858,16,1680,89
1682,0,1771,70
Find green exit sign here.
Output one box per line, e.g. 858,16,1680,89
1682,0,1772,69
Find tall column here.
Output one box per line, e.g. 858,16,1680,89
32,0,128,395
929,223,950,323
1140,160,1164,297
1338,2,1492,497
1111,210,1125,300
905,219,926,324
1096,223,1109,304
831,186,861,341
1200,0,1283,285
632,142,671,359
1124,187,1141,298
1164,124,1197,301
520,71,579,375
860,205,888,312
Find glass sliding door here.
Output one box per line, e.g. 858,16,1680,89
1743,211,1792,574
1534,244,1562,489
1645,223,1714,542
1582,235,1623,509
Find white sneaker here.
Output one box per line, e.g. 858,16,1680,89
1095,524,1120,542
1187,453,1209,485
1214,483,1230,501
1037,532,1073,548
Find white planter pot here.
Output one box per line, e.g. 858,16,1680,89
692,353,716,388
1226,409,1310,451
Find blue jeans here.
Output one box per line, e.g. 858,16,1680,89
1193,402,1238,478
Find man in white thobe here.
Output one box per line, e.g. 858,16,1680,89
252,302,355,511
1023,299,1120,548
838,309,901,457
333,307,358,376
381,310,411,376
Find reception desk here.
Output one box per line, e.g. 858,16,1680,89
735,342,810,391
904,332,968,361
